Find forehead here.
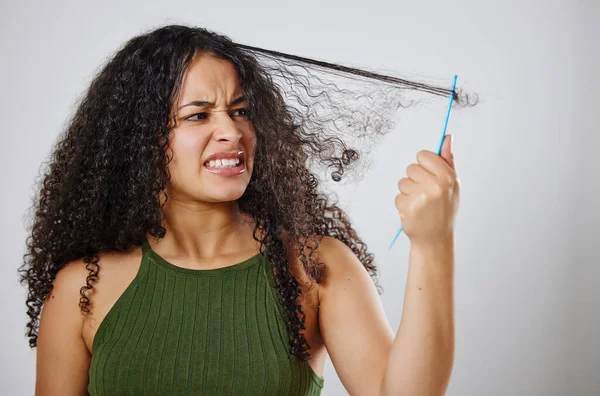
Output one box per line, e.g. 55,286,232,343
177,53,242,104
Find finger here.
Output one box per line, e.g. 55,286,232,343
439,134,455,171
397,177,419,195
406,163,435,183
416,148,455,179
394,193,410,220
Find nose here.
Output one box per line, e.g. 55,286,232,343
212,113,243,143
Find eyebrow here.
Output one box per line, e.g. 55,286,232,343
178,95,246,110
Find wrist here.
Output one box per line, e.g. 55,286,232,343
410,233,455,251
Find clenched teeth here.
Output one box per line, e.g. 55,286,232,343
205,158,241,168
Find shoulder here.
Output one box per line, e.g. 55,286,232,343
314,235,360,265
49,257,94,309
313,236,373,290
281,234,371,302
50,246,143,326
36,247,140,394
53,247,141,296
281,232,358,266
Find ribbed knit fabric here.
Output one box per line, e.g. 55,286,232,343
87,237,324,395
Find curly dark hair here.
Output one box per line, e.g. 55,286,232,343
18,24,474,363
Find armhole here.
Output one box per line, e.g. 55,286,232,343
90,246,146,353
260,254,325,389
91,280,140,354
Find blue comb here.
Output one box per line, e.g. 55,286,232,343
388,75,458,249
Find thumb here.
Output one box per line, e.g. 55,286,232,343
440,134,455,170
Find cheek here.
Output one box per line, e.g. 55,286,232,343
169,132,207,172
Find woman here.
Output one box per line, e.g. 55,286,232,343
20,24,462,395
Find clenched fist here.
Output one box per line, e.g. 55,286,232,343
395,134,460,245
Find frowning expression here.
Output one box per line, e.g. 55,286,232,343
165,53,256,203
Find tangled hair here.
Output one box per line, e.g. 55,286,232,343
18,24,476,363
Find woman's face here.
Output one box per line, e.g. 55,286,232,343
165,53,256,204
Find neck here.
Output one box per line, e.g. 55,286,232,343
148,196,255,260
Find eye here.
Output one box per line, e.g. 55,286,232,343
231,108,249,118
185,112,208,121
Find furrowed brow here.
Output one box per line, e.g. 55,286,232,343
178,94,246,110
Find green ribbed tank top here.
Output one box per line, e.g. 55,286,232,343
87,237,324,395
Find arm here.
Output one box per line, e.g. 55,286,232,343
380,236,455,396
320,134,458,395
35,259,91,396
380,135,458,395
316,236,395,396
317,236,455,396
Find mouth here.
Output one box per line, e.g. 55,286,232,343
203,156,246,176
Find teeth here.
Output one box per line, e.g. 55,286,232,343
205,157,241,168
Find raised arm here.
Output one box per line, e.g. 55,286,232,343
319,134,459,395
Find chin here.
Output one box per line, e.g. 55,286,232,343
203,188,247,203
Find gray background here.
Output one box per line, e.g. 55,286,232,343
1,0,598,394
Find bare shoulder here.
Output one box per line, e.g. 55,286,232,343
36,257,93,395
36,245,143,395
312,236,372,290
47,256,94,304
281,234,369,303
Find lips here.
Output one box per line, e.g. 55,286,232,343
203,161,246,176
203,150,244,165
203,150,246,176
